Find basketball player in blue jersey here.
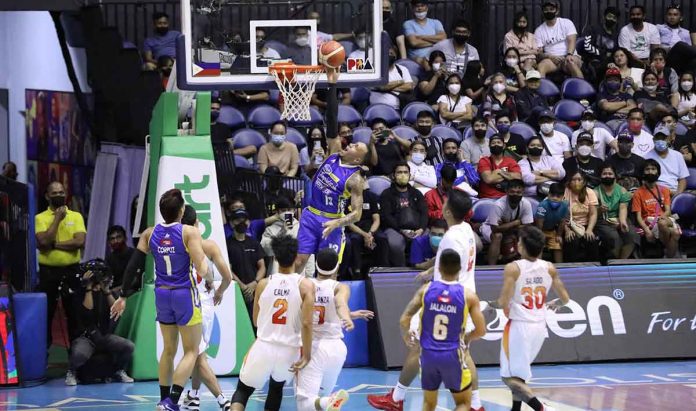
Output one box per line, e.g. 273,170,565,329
400,249,486,411
111,189,213,411
295,67,369,272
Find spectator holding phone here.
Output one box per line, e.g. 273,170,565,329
371,118,410,176
260,197,312,276
418,50,449,108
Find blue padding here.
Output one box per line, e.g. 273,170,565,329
14,293,47,381
341,280,369,367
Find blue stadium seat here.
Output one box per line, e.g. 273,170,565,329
471,199,496,223
538,78,560,101
234,154,254,169
340,40,355,56
351,87,371,107
217,106,246,130
687,168,696,190
401,102,435,125
395,59,424,82
352,126,373,145
364,104,401,126
289,106,323,128
368,175,392,196
676,122,689,136
431,125,463,142
561,78,596,102
392,125,420,140
554,122,574,140
553,99,586,122
337,105,363,125
510,121,537,142
247,105,282,129
594,121,613,134
269,89,280,105
232,129,267,150
671,193,696,238
463,126,496,140
286,127,306,150
265,40,288,58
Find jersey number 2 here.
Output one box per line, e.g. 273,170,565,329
521,286,546,309
433,314,449,341
272,299,288,324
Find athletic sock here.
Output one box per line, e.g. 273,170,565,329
217,394,227,405
170,384,184,404
512,400,522,411
190,389,200,398
318,397,331,410
471,389,482,408
392,382,408,402
527,397,544,411
160,385,171,401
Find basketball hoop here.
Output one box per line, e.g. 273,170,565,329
269,63,324,122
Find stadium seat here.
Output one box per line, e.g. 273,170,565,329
269,89,280,105
676,122,689,136
392,125,420,140
364,104,401,126
687,168,696,190
232,128,267,150
561,78,596,102
401,102,435,125
463,126,496,140
431,125,463,142
352,126,373,145
234,154,254,169
594,121,613,134
554,122,574,140
671,193,696,239
395,58,424,82
471,199,496,223
286,127,306,150
217,106,246,130
337,105,363,125
368,175,392,196
510,121,537,142
553,99,586,122
538,78,560,101
351,87,371,107
339,40,355,56
247,105,282,128
288,106,323,128
265,40,288,58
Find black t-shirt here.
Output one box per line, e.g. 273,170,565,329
374,141,403,176
503,132,527,158
226,235,264,284
210,122,232,145
105,247,134,288
563,156,604,188
607,153,646,191
383,17,402,48
633,90,671,106
674,131,696,167
345,190,380,232
419,71,447,105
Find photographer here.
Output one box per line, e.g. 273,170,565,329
65,260,134,386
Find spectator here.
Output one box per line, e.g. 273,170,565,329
514,70,550,124
209,98,232,146
571,108,617,160
625,108,655,157
563,171,600,262
66,262,134,386
225,208,266,315
432,19,480,77
221,89,270,115
371,118,409,176
382,0,407,59
348,27,374,62
260,197,312,276
607,131,646,192
649,48,679,108
379,162,429,266
481,179,534,265
407,140,437,194
157,56,174,88
2,161,17,180
287,26,312,65
257,121,299,176
633,70,674,118
645,125,689,197
534,182,568,263
619,5,660,63
657,111,679,147
504,11,540,72
312,87,351,113
579,7,621,83
632,159,681,258
477,133,523,199
495,111,526,159
104,225,134,293
256,28,281,59
143,12,180,70
594,164,639,260
520,136,565,198
435,138,479,194
343,178,387,279
224,196,271,241
563,132,604,188
598,67,637,129
414,110,445,165
658,5,693,51
307,10,353,44
338,123,354,149
460,116,490,166
425,164,457,222
370,47,415,110
437,73,474,128
482,73,517,123
35,182,86,350
300,126,328,177
403,0,446,64
500,47,527,92
673,113,696,166
538,110,572,162
462,60,487,104
409,219,447,270
608,47,644,94
534,0,583,79
676,71,696,126
418,50,448,108
263,166,298,214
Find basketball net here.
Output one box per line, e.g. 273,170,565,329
270,63,324,122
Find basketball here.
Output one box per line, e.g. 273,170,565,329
319,40,346,69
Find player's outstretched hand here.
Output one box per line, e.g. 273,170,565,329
342,318,355,331
322,219,341,239
213,289,224,306
290,356,310,372
546,298,563,312
350,310,374,320
110,297,126,320
326,66,339,84
414,269,433,283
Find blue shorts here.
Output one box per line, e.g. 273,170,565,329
420,347,472,392
297,210,345,261
155,287,202,326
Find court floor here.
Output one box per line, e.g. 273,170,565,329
2,360,695,410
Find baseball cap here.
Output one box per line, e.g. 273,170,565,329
489,133,505,143
605,67,622,79
577,132,594,144
526,70,541,80
653,124,671,138
230,208,249,220
542,0,559,7
617,131,633,142
538,109,555,120
581,108,596,119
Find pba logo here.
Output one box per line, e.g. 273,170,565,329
347,57,374,72
159,238,172,246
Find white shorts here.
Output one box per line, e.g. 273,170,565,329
409,308,475,342
198,289,215,353
499,320,548,381
295,338,347,411
239,339,301,389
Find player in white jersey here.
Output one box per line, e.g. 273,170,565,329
231,235,315,411
295,248,374,411
179,206,233,410
489,226,570,411
368,190,485,411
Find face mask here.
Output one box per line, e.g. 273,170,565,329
507,195,522,206
528,147,543,157
601,177,615,186
654,140,669,152
234,222,248,234
453,34,469,44
389,55,397,65
643,84,657,93
605,19,617,28
606,81,621,92
211,110,220,122
492,83,506,94
543,11,556,21
417,125,432,136
490,145,504,155
356,38,366,49
505,58,519,67
540,123,554,134
547,200,562,210
474,129,487,139
643,173,659,183
271,134,286,145
619,142,632,154
432,62,441,71
395,175,410,186
514,23,526,32
445,153,458,162
581,120,595,131
448,84,461,94
156,27,169,35
383,11,391,20
497,123,510,134
415,11,427,20
295,36,309,47
50,195,66,208
653,62,665,72
161,67,172,76
577,145,592,156
630,17,643,26
411,152,426,164
571,181,584,191
681,81,694,91
430,235,442,248
628,121,643,134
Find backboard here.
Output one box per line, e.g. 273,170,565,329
176,0,388,90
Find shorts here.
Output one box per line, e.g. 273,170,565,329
410,309,475,343
420,347,471,392
646,216,681,240
239,339,301,389
500,320,548,381
542,229,562,250
155,287,202,326
297,210,346,261
295,338,347,410
198,287,215,352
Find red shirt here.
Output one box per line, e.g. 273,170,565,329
477,156,521,199
425,186,450,223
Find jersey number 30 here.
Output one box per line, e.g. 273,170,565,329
433,314,449,341
521,286,546,309
272,299,288,324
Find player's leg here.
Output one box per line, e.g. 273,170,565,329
169,323,202,405
500,321,547,411
231,340,274,410
265,344,302,411
295,353,325,411
186,297,218,410
296,211,323,272
419,348,445,411
451,388,472,411
464,351,482,410
197,354,230,409
502,377,544,410
316,339,349,409
441,348,473,411
422,390,439,411
158,323,179,408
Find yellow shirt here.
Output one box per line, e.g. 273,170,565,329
35,207,86,266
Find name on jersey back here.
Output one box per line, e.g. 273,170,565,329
525,276,546,285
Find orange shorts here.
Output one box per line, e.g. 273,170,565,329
543,229,562,250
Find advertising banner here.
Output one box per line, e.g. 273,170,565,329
369,263,696,368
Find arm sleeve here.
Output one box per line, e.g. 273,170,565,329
35,214,48,233
379,192,399,230
519,159,535,186
73,213,86,233
521,200,535,224
435,20,445,33
120,249,147,298
403,21,415,36
326,83,338,140
485,203,502,226
618,27,629,49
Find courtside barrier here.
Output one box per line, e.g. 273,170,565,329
343,280,369,367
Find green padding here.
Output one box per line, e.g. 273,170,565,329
232,284,255,374
161,136,214,161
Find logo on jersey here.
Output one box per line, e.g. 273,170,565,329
437,290,451,304
159,238,172,246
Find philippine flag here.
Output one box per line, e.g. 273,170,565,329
193,61,221,77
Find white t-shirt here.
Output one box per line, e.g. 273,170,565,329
541,131,572,163
519,156,566,197
630,130,655,157
646,149,690,191
433,222,477,291
369,63,413,109
619,23,660,60
349,48,374,62
407,160,437,194
436,94,473,125
534,18,578,56
571,127,616,159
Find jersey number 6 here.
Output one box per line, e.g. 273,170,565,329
272,299,288,324
433,314,449,341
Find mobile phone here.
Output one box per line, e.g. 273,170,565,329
378,129,390,140
283,212,293,225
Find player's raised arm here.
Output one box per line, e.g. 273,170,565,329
491,262,521,310
292,277,316,372
399,283,428,347
465,289,486,342
547,263,570,311
203,240,233,305
252,277,269,327
183,225,211,282
325,67,342,155
334,283,355,331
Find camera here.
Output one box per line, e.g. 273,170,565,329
79,259,114,289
